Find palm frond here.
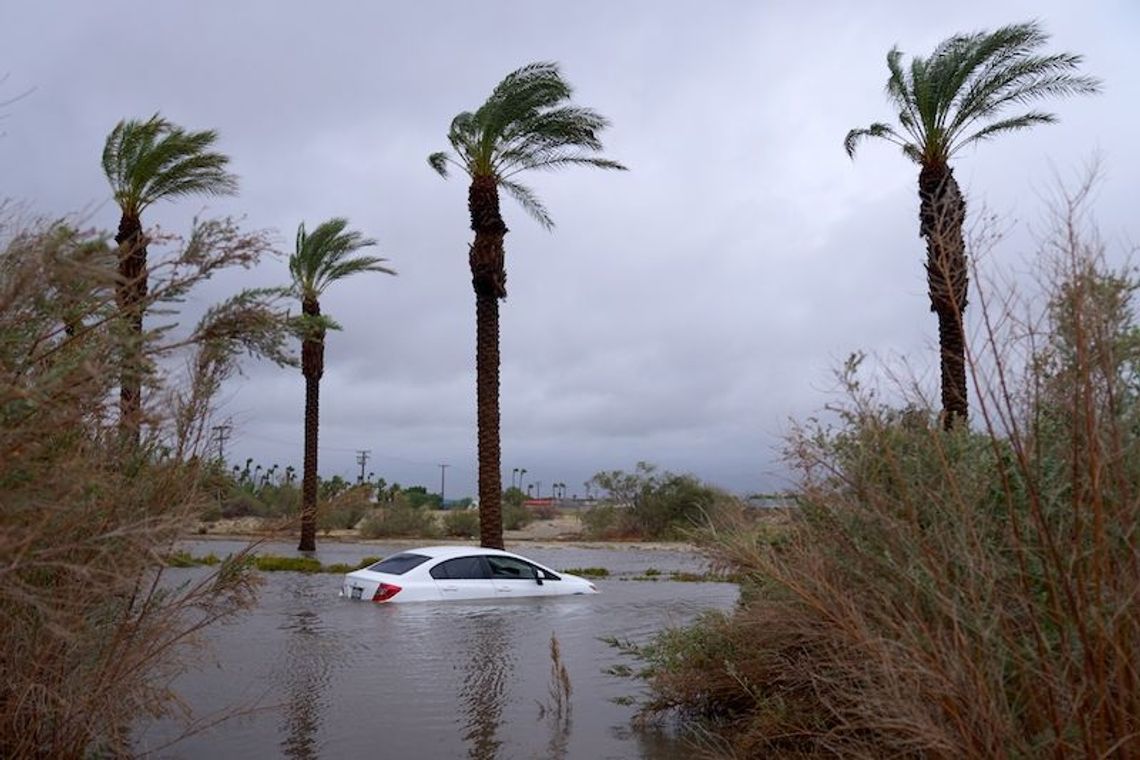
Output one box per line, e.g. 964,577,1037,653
102,114,237,216
502,154,627,178
844,123,912,159
852,21,1098,166
499,179,554,230
290,218,394,298
431,61,623,228
321,256,396,284
953,111,1057,153
428,152,451,177
476,62,571,152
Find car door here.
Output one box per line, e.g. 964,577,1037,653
487,555,556,598
429,556,496,600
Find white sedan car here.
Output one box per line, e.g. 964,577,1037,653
340,545,599,603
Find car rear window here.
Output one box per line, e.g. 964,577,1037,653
366,553,430,575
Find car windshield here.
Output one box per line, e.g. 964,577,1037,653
366,553,430,575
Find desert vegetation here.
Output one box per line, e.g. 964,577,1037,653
621,182,1140,757
580,462,743,540
0,208,289,756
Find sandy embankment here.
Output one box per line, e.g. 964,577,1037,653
192,513,698,552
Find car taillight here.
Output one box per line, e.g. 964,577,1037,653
372,583,401,602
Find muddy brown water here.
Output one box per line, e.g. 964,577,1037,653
136,541,737,759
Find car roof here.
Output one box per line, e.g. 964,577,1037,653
401,545,522,561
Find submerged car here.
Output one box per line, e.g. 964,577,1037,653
341,545,599,603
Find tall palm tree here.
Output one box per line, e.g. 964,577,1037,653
429,62,625,549
845,22,1098,429
103,114,238,444
289,218,395,552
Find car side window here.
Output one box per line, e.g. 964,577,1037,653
430,556,490,580
487,556,544,580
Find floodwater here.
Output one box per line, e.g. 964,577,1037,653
136,540,737,759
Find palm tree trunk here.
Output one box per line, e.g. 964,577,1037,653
469,175,508,550
919,163,969,430
299,299,323,552
475,291,503,549
115,213,147,448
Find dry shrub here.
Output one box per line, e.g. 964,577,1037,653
529,501,560,520
633,179,1140,757
318,484,373,532
443,508,480,538
357,504,441,539
0,209,290,757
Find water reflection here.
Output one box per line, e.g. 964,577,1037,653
458,613,514,760
277,580,340,759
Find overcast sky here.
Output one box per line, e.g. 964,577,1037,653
2,2,1136,498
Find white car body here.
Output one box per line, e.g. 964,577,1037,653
340,545,599,603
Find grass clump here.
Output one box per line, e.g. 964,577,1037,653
169,553,384,574
252,555,322,573
626,187,1140,757
561,566,609,577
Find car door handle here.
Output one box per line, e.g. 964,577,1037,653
441,585,459,592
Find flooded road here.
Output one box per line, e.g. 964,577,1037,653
137,541,736,759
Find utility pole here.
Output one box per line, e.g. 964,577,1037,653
211,424,232,462
355,450,371,483
438,463,450,507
